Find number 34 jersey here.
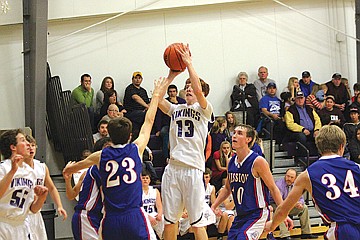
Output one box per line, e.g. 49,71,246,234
307,155,360,225
228,151,270,217
167,101,213,172
0,159,36,222
99,143,143,214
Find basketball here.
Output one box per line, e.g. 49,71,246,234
163,43,187,72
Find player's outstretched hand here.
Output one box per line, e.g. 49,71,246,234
34,185,48,199
11,154,23,172
153,77,169,99
57,207,68,221
177,43,191,66
63,161,76,180
211,206,223,217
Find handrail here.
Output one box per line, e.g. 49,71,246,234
295,141,310,205
260,112,274,172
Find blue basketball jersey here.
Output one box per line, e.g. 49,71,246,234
75,165,102,216
307,156,360,225
228,151,269,216
99,143,143,214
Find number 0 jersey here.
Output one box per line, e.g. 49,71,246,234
99,143,143,214
167,101,213,171
0,159,36,222
307,155,360,225
228,151,269,216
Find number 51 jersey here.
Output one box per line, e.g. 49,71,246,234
307,156,360,224
99,143,143,213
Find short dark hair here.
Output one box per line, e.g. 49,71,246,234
97,120,108,130
80,73,91,82
168,84,178,92
235,124,255,147
107,117,132,144
25,135,36,144
103,89,117,104
141,169,151,177
354,83,360,92
94,137,112,151
0,129,23,159
200,78,210,97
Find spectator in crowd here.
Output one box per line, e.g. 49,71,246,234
282,76,300,101
270,168,317,239
154,84,185,159
341,77,352,103
284,91,322,153
210,116,231,157
215,186,235,240
92,119,109,143
306,84,325,111
204,168,216,207
343,107,360,142
325,73,349,111
299,71,316,97
259,82,285,144
280,91,292,117
99,89,126,119
351,82,360,102
141,170,164,239
230,71,259,127
318,95,345,127
250,130,264,157
71,73,95,131
225,111,237,140
211,140,234,192
254,66,276,101
348,125,360,164
95,76,115,115
101,103,121,122
123,71,150,137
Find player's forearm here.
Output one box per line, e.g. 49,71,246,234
30,194,47,213
49,188,64,208
64,179,77,200
212,188,231,209
187,63,202,96
270,203,289,231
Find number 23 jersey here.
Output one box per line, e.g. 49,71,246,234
307,155,360,224
167,101,213,172
99,143,143,214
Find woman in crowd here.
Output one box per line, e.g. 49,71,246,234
211,141,234,192
282,76,300,101
99,89,126,119
96,76,115,114
225,111,237,140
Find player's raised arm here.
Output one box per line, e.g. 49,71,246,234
135,77,170,155
158,70,182,114
63,151,101,176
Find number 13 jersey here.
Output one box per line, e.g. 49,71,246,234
167,101,213,172
307,155,360,224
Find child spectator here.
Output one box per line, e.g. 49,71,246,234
225,111,238,140
343,107,360,142
352,82,360,102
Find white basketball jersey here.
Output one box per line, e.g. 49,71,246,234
0,159,36,223
142,186,157,215
33,159,46,186
167,101,213,171
205,183,214,206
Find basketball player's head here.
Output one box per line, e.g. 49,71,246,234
141,169,151,186
107,117,132,145
184,78,210,103
204,168,212,184
315,125,346,155
25,135,37,159
232,124,255,149
0,129,30,159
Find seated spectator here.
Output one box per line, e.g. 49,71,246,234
71,73,95,131
142,146,160,184
154,84,185,159
326,73,349,111
92,120,109,143
343,107,360,142
141,170,164,240
254,66,276,101
95,76,115,115
259,82,285,144
284,91,322,153
250,131,264,157
211,141,233,192
123,71,150,137
99,89,126,119
204,168,216,207
214,186,235,240
318,95,345,127
341,77,352,103
351,82,360,102
282,76,300,101
93,137,112,152
306,84,325,111
280,91,292,117
348,125,360,164
101,104,121,122
230,72,259,127
210,117,231,157
225,111,238,140
299,71,316,97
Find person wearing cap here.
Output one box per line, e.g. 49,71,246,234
299,71,316,98
253,66,277,101
123,71,150,137
343,107,360,142
284,91,322,153
348,125,360,164
325,73,349,111
230,72,259,128
259,82,285,144
318,95,345,127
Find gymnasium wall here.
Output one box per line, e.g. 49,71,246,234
0,0,356,129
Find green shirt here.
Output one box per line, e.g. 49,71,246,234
71,85,94,108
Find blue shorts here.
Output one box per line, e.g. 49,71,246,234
228,208,269,240
326,222,360,240
100,208,152,240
